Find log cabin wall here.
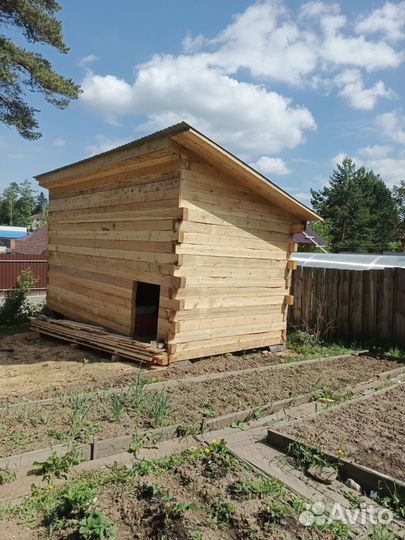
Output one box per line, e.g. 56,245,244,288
167,150,298,362
46,157,183,337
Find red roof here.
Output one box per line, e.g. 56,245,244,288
13,226,48,255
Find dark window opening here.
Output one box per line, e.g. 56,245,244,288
133,281,160,341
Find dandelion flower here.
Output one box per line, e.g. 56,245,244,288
338,448,345,457
204,447,211,455
47,485,54,490
211,439,219,445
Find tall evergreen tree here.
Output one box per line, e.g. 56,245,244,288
0,0,80,140
311,158,400,253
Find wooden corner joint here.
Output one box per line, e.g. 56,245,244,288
290,224,305,233
287,260,298,270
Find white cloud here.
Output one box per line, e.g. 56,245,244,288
87,135,132,156
81,55,316,156
53,138,66,147
335,69,392,110
376,111,405,144
355,2,405,43
80,0,404,161
358,145,392,159
251,156,291,176
79,54,98,68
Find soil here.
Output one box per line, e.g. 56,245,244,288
0,354,402,458
0,445,346,540
0,333,294,405
282,384,405,481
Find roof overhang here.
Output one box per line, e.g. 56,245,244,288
35,122,321,222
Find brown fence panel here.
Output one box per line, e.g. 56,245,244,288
0,254,47,291
288,266,405,347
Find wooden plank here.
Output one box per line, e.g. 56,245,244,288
380,268,395,344
393,268,405,347
349,271,363,341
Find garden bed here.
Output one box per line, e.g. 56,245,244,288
0,354,402,458
0,441,352,540
280,384,405,481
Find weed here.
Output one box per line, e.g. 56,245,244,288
314,518,351,539
287,330,353,360
368,525,397,540
342,489,361,508
376,483,405,519
209,501,236,524
176,422,201,437
229,475,283,500
288,441,338,470
105,462,130,484
33,448,84,480
79,511,116,539
261,500,289,523
129,430,151,457
59,481,98,517
151,389,169,427
110,392,124,422
202,407,216,418
385,347,405,359
0,466,16,485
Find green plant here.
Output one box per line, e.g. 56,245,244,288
0,466,16,485
33,448,83,480
385,347,405,359
110,392,124,422
129,430,151,457
229,475,282,500
59,481,98,517
209,501,236,524
368,525,397,540
78,511,116,539
342,489,361,508
288,441,338,470
0,268,38,325
130,374,147,411
151,389,169,427
376,483,405,519
262,500,289,523
67,393,99,442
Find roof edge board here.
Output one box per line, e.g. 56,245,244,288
172,127,321,222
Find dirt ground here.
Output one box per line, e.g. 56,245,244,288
0,354,402,457
0,444,346,540
283,384,405,481
0,333,294,404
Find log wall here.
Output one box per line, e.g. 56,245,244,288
167,152,300,361
47,158,182,336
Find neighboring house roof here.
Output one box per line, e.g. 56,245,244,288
13,225,48,255
294,227,326,247
0,231,28,239
0,225,28,239
36,122,321,222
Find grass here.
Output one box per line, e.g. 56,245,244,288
287,331,356,360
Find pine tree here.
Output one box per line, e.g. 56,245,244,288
311,158,400,253
0,0,80,140
393,180,405,236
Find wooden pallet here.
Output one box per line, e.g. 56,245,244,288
30,317,168,365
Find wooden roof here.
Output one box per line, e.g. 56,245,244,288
36,122,320,221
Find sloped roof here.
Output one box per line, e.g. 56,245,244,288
13,226,48,255
36,122,321,222
294,227,326,246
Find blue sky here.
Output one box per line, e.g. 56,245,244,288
0,0,404,204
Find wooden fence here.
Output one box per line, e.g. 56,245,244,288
0,254,47,291
288,266,405,347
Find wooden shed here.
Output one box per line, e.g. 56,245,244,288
35,123,320,364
